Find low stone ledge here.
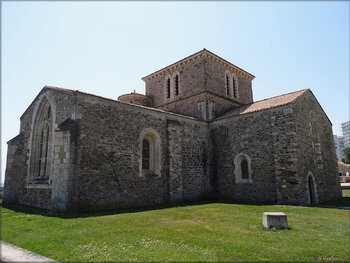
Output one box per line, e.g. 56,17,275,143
263,212,288,229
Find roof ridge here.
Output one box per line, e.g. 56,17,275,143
44,85,76,92
43,86,203,122
213,88,310,121
142,49,255,81
249,88,309,105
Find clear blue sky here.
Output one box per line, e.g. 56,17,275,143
1,2,349,185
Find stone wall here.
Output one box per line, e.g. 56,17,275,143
292,92,342,203
74,93,209,211
4,87,341,212
3,88,78,210
158,92,240,121
145,56,206,107
204,56,253,105
144,55,252,120
211,109,277,203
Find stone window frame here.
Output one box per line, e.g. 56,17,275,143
307,171,318,204
224,70,239,100
139,128,161,177
234,153,252,184
27,95,56,188
172,71,180,97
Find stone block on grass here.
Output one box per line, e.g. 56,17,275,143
263,212,288,229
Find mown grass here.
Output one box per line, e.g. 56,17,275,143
1,192,350,262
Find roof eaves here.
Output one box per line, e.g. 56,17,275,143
142,49,255,82
213,89,309,122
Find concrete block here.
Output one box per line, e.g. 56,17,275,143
263,212,288,229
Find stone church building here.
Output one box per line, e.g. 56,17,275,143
3,49,341,212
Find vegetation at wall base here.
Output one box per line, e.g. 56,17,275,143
1,191,349,262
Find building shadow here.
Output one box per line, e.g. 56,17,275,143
1,199,269,219
1,197,349,219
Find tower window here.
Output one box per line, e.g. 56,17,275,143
175,75,179,96
167,78,171,98
233,76,237,98
226,74,230,95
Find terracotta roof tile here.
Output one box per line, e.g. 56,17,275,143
217,89,309,120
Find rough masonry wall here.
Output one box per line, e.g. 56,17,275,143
158,92,240,121
204,57,253,105
270,105,301,205
3,88,77,209
292,93,342,203
75,94,209,211
168,120,210,202
210,109,278,203
145,56,206,107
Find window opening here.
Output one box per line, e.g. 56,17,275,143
233,77,237,98
142,139,150,170
241,159,249,179
167,78,171,98
226,74,230,95
175,75,179,96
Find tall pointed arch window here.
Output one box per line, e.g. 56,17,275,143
29,98,53,184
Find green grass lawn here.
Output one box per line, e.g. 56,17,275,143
1,192,350,262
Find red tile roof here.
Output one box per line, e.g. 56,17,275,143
217,89,309,120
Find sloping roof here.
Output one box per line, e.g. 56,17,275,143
22,86,202,122
142,49,255,81
216,89,310,120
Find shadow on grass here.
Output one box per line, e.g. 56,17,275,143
1,199,271,219
2,196,349,219
318,197,350,208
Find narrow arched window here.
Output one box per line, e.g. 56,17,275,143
226,74,230,95
234,153,252,183
175,75,179,96
142,139,150,170
167,78,171,98
241,159,249,179
140,129,161,176
232,76,237,98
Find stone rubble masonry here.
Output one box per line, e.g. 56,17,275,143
143,52,252,121
2,50,341,212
